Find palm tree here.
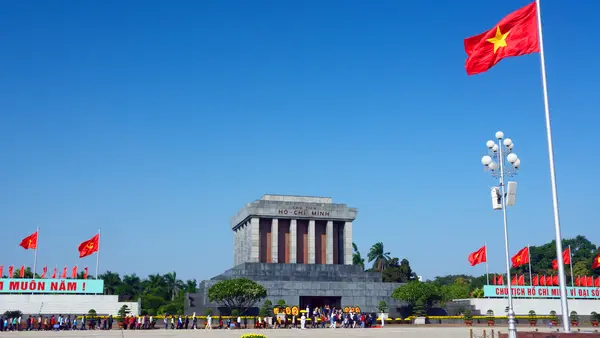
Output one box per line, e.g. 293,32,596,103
99,271,121,295
164,271,185,300
367,242,391,272
185,279,198,293
352,243,365,269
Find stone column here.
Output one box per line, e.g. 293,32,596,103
343,221,353,265
326,220,333,264
290,219,297,263
250,217,260,263
245,220,251,263
240,223,246,264
308,219,316,264
271,218,279,263
233,228,238,266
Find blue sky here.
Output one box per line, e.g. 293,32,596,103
1,0,598,282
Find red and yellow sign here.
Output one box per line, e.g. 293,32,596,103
291,306,299,316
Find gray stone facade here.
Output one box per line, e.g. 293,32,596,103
186,263,406,316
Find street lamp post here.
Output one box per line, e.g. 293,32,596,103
481,131,520,338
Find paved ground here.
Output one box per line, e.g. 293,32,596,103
0,327,595,338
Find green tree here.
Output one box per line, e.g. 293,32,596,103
165,271,185,301
352,243,365,269
440,282,470,303
99,271,121,295
185,279,198,293
208,278,267,314
573,261,592,277
368,242,391,272
13,267,33,278
392,281,440,314
382,258,418,283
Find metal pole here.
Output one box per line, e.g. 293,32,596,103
528,244,533,286
485,241,490,285
569,246,574,287
96,229,101,279
535,0,570,331
33,227,39,277
497,137,516,338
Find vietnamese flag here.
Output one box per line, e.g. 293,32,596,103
511,274,517,285
546,275,553,286
83,266,89,279
19,266,25,278
61,266,67,279
496,275,504,285
78,234,100,258
71,266,77,279
518,275,525,286
511,247,530,267
552,248,571,270
587,276,594,287
553,275,559,286
540,275,546,286
468,245,487,266
464,2,539,75
19,231,38,250
595,277,600,287
592,253,600,269
52,267,57,279
8,266,14,278
532,275,539,286
575,276,581,287
41,266,47,279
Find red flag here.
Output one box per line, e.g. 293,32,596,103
587,276,593,287
61,266,67,279
464,2,539,75
575,276,581,287
546,275,553,286
71,266,77,279
78,234,100,258
19,231,38,250
540,275,546,286
0,266,3,278
468,245,487,266
19,266,25,278
553,275,559,286
511,274,517,285
41,266,47,279
595,277,600,287
592,253,600,269
52,267,57,279
83,266,89,279
497,275,504,285
511,247,530,267
552,248,571,270
518,275,525,286
532,275,539,286
8,266,14,278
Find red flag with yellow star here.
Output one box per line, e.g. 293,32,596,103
511,247,529,268
464,1,539,75
592,253,600,270
468,245,487,266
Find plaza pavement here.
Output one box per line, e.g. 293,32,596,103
0,327,592,338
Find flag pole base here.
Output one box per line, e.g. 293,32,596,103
507,309,517,338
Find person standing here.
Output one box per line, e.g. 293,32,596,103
205,314,212,330
163,314,168,329
300,313,306,329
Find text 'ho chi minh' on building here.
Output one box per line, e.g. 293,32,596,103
185,194,406,317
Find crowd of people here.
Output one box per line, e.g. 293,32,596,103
0,306,385,331
0,314,113,331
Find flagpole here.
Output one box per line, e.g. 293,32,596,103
485,242,489,285
535,0,570,332
527,244,533,286
95,229,100,280
33,227,39,277
569,245,574,287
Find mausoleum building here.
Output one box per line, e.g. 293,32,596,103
186,195,405,316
